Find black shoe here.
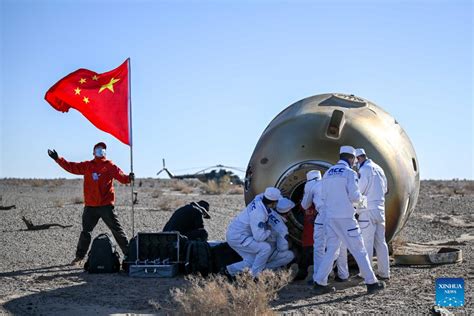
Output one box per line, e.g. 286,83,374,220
367,281,386,294
219,267,235,282
353,274,364,280
293,271,308,281
313,282,336,295
334,275,348,282
376,275,390,281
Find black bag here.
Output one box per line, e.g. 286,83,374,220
84,233,120,273
185,240,212,277
210,242,242,273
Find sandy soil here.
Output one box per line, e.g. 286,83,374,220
0,179,472,315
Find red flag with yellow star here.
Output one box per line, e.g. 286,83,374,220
45,59,130,145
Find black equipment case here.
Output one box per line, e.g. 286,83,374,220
128,232,181,278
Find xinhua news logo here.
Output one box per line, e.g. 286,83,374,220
435,278,464,307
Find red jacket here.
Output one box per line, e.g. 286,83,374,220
302,205,317,247
56,157,130,206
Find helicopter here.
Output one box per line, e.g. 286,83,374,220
156,159,245,185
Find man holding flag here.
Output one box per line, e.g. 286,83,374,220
44,59,135,265
48,143,134,265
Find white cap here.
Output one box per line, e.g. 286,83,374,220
340,145,356,156
264,187,281,201
355,148,366,157
276,198,295,214
306,170,321,181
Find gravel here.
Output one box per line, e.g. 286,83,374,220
0,179,472,315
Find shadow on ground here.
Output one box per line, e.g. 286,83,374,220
273,274,367,312
2,264,185,315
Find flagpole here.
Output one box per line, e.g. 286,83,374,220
128,57,135,238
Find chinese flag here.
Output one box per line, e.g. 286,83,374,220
45,59,130,145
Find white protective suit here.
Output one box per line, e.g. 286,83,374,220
301,179,349,280
313,160,378,286
357,158,390,278
226,194,273,277
266,210,294,269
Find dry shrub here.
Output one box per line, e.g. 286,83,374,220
202,179,243,195
53,199,65,208
200,180,223,195
437,185,454,196
72,196,83,204
452,181,474,195
431,181,474,196
30,179,48,187
464,182,474,194
181,179,204,188
200,176,233,195
170,180,194,194
201,175,233,195
151,189,163,199
50,179,66,187
137,178,156,188
156,196,184,212
30,179,66,187
171,270,291,315
227,186,244,195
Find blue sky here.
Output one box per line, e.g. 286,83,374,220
1,0,472,179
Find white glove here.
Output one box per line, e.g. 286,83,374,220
353,196,368,209
359,196,368,209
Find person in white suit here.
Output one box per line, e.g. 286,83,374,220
312,145,385,295
224,187,281,277
266,198,295,270
301,170,349,282
355,148,390,280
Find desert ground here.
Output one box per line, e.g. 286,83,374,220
0,178,472,315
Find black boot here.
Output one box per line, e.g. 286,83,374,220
334,275,348,282
294,246,312,281
219,267,235,283
293,269,308,281
313,282,336,295
367,281,386,294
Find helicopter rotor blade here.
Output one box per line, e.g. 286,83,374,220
216,165,246,173
192,165,245,175
157,168,175,178
193,166,216,174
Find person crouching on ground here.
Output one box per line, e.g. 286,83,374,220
48,142,134,265
266,197,296,270
162,200,210,241
223,187,281,278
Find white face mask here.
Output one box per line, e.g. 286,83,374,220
350,158,357,168
94,148,106,157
